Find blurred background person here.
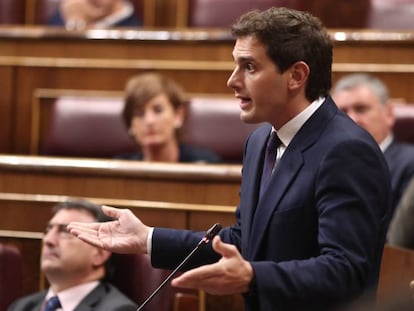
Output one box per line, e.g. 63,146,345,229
48,0,141,30
388,176,414,248
7,199,137,311
332,73,414,213
117,72,221,163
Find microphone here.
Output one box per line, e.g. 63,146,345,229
136,223,222,311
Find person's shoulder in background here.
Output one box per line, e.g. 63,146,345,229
46,0,142,27
179,144,222,163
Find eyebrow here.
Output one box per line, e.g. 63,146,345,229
45,223,70,231
233,55,255,63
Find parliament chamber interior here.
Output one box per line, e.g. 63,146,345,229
1,0,414,310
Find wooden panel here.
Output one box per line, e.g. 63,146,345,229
0,66,14,153
377,245,414,304
0,192,235,232
0,155,242,206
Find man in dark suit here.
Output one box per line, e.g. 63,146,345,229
332,73,414,212
68,7,392,311
8,199,136,311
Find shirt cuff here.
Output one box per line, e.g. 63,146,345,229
147,227,154,256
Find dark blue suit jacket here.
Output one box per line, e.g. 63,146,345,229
151,97,392,310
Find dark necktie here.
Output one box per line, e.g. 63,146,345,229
44,296,61,311
260,131,281,198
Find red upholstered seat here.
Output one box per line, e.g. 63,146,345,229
393,103,414,144
182,96,261,163
0,243,23,310
38,94,260,163
368,0,414,29
110,253,197,311
188,0,305,27
0,0,25,24
36,93,414,161
42,96,136,158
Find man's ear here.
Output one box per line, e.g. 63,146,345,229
385,100,396,128
287,61,310,91
92,248,111,268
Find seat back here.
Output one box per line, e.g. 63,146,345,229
393,103,414,144
40,96,136,158
34,93,260,162
368,0,414,29
188,0,305,27
0,243,23,310
109,253,195,311
34,0,61,24
0,0,25,24
182,96,261,163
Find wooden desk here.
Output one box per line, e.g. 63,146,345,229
376,245,414,308
0,155,242,206
0,192,236,232
1,28,414,153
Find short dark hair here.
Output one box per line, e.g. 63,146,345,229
122,72,187,129
231,7,333,102
52,199,112,222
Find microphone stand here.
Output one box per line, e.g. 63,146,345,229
136,223,222,311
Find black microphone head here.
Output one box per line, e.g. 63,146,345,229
205,223,222,241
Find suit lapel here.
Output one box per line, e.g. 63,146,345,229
33,293,46,311
74,282,105,311
247,147,304,258
240,126,270,256
246,97,338,259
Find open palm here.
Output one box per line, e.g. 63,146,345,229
68,205,150,254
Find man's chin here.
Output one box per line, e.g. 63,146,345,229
41,261,61,273
240,111,260,124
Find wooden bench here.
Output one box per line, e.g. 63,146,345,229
0,155,242,206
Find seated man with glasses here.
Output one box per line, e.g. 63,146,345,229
7,199,137,311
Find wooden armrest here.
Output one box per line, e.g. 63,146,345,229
174,292,199,311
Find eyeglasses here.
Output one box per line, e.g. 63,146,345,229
44,223,73,239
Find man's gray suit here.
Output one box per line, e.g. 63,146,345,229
7,282,137,311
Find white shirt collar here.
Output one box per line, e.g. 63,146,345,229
45,281,99,311
275,97,325,148
379,133,394,152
